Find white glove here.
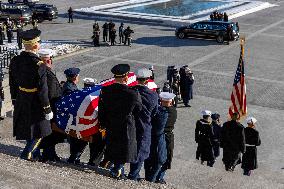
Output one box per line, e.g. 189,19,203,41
45,111,54,120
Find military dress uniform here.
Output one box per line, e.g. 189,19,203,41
0,69,4,120
9,29,53,160
98,64,142,178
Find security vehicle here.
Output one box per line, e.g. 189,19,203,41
175,21,239,43
0,3,32,23
29,4,58,22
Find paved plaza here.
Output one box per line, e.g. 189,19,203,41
1,0,284,188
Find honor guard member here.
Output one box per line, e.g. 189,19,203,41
9,29,53,161
211,113,222,161
220,112,246,171
144,92,174,182
98,64,142,179
155,92,177,184
195,110,215,167
241,117,261,176
0,68,4,120
16,24,23,49
37,49,65,162
102,22,108,42
62,67,80,96
0,23,3,45
83,77,97,88
128,68,159,181
149,65,155,80
123,26,134,47
180,67,194,107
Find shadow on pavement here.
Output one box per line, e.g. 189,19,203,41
0,143,22,157
134,36,221,47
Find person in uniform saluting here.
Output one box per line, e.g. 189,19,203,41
9,29,53,161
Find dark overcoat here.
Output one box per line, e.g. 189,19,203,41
195,119,215,161
62,80,78,96
132,85,159,162
212,122,222,157
9,51,52,140
147,106,167,165
98,83,142,164
241,127,261,170
46,68,62,112
163,106,177,169
180,75,194,101
220,120,246,166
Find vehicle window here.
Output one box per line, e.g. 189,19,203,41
204,24,212,30
191,24,198,29
212,24,220,30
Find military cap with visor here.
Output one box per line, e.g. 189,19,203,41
64,67,80,77
20,29,41,45
111,64,130,77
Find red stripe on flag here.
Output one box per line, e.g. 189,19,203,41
78,117,98,125
80,123,100,137
231,92,239,114
84,97,99,116
234,84,242,108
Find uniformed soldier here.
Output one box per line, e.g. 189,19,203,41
144,92,174,182
16,25,23,49
109,26,116,46
155,92,177,184
220,112,246,171
128,68,159,181
241,117,261,176
6,18,13,43
68,7,74,23
118,23,125,44
9,29,53,160
0,23,4,45
195,110,215,167
108,20,115,42
102,22,108,42
149,65,155,80
37,49,65,162
211,113,222,161
92,23,100,47
98,64,142,179
62,67,80,96
83,77,97,88
123,26,134,46
0,68,4,121
180,67,194,107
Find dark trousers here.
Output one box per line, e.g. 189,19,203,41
0,35,3,45
128,161,144,181
156,164,167,181
110,37,115,46
124,37,131,46
108,31,111,42
243,169,252,176
103,32,108,42
21,138,42,160
144,159,163,182
110,163,125,178
119,35,124,44
40,131,66,161
93,37,100,47
68,15,73,23
68,137,87,163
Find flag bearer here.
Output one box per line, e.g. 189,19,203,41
9,29,53,161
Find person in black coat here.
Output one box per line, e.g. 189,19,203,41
180,67,194,107
242,117,261,176
108,21,115,42
9,29,53,161
155,93,177,184
102,22,108,42
0,24,3,45
128,68,159,181
118,23,125,44
123,26,134,46
98,64,142,179
223,12,228,22
195,110,215,167
144,92,174,182
16,25,23,49
36,49,66,162
211,113,222,160
220,112,246,171
0,69,4,121
109,26,116,46
68,7,74,23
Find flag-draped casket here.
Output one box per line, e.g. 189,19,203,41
54,72,157,141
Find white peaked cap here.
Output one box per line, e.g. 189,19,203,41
246,116,257,124
136,68,152,79
83,77,97,84
159,92,176,101
201,110,212,116
38,49,55,58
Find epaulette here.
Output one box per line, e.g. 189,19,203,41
37,60,44,66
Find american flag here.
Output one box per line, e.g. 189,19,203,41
55,72,157,138
228,45,247,119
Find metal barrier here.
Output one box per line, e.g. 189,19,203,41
0,48,18,69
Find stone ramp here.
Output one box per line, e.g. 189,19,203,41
1,118,284,189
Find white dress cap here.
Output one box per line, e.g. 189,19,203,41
201,110,212,116
38,49,54,58
246,116,257,124
136,68,152,79
159,92,176,101
83,77,97,84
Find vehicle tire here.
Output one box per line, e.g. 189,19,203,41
178,32,185,39
216,35,224,43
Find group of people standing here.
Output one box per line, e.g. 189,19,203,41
93,21,134,47
210,11,229,22
195,111,261,176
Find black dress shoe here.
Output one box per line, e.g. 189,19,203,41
184,104,191,107
155,179,166,184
